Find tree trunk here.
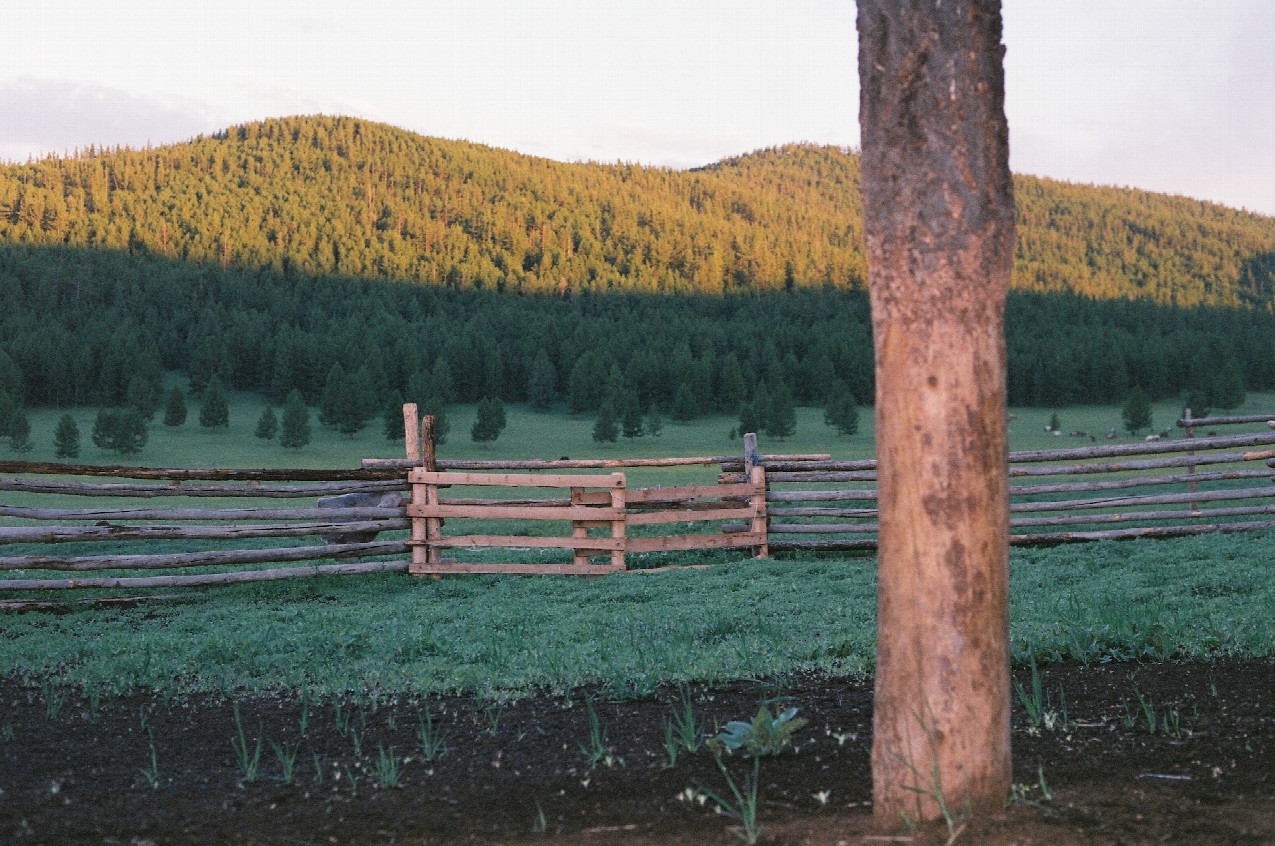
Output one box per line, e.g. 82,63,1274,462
857,0,1015,821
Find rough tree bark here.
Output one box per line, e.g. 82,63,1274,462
857,0,1015,822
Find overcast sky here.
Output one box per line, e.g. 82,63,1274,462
3,1,1272,216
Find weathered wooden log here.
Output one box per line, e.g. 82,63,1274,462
1011,503,1275,528
761,471,881,483
768,506,879,518
1009,468,1273,496
0,540,408,572
365,454,828,471
0,594,179,612
720,458,877,472
767,522,879,534
765,489,879,502
1176,413,1275,428
0,505,404,522
0,462,403,481
1010,486,1274,514
1008,432,1275,463
0,520,409,545
0,560,410,591
0,479,405,498
1008,449,1275,477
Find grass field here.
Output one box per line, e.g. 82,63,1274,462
3,384,1273,698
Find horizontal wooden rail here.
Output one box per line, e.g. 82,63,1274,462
0,560,410,591
407,561,622,575
370,454,828,471
407,503,624,521
1177,414,1275,428
0,519,409,545
1009,486,1274,514
627,507,755,526
626,532,764,553
0,540,407,572
416,535,625,551
1008,468,1274,496
0,462,403,481
409,470,624,488
0,504,403,522
626,483,758,503
0,478,405,498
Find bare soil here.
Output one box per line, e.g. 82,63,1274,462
2,659,1272,845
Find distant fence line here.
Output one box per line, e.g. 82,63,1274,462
0,405,1271,596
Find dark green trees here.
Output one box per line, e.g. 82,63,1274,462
527,350,557,411
471,397,506,443
383,390,405,442
7,409,32,452
823,380,860,437
163,387,188,426
91,408,147,455
1122,387,1153,435
764,382,797,440
255,406,279,440
279,390,311,449
199,376,230,429
592,399,619,443
53,414,81,459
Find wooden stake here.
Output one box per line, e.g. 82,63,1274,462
403,403,421,465
859,0,1014,820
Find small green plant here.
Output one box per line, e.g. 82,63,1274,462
349,725,364,759
1135,689,1156,733
416,706,449,762
42,680,65,721
298,701,309,737
715,704,807,757
271,739,299,784
532,799,548,833
661,720,681,769
579,698,623,769
85,687,102,725
231,703,263,784
695,744,763,844
334,702,351,737
1014,659,1045,728
891,707,964,841
480,701,504,737
668,684,705,753
139,733,161,789
1162,706,1183,739
376,744,400,788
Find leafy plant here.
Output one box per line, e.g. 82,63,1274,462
416,706,449,762
231,703,263,784
42,680,65,721
579,698,623,769
714,704,807,757
271,739,299,784
375,743,400,788
668,684,705,753
694,749,763,844
139,732,161,789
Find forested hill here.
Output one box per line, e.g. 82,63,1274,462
1,115,1272,309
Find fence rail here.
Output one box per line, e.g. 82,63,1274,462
1,404,1271,595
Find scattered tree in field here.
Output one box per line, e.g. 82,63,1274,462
764,382,796,440
671,382,698,422
823,380,860,437
527,349,557,411
163,386,187,426
279,390,311,449
619,390,644,440
126,373,162,420
7,409,32,452
419,397,451,446
92,408,147,455
1212,360,1245,410
1181,389,1210,422
592,399,619,443
332,366,376,437
471,396,506,443
53,413,81,459
254,406,279,440
737,399,760,440
0,390,16,438
1122,386,1152,435
645,406,663,438
382,390,406,442
1048,411,1060,432
431,357,456,406
199,375,230,429
319,362,345,426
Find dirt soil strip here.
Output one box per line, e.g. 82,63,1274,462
0,659,1272,845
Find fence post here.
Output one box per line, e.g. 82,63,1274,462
421,415,442,570
610,473,627,570
403,403,421,465
1184,407,1198,512
743,433,769,557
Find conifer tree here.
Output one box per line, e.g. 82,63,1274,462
0,390,15,438
592,398,619,443
823,380,860,437
54,413,81,459
382,390,405,441
471,396,506,443
279,389,311,449
419,396,451,446
199,375,230,429
1181,389,1210,421
1211,360,1245,410
332,366,375,437
126,372,162,420
114,408,148,455
527,349,557,411
645,405,663,438
162,386,187,426
319,362,345,426
8,409,32,452
764,381,797,440
255,406,279,440
92,408,117,453
619,390,644,440
1122,386,1152,435
671,382,698,422
431,357,456,405
737,400,760,440
1048,411,1060,432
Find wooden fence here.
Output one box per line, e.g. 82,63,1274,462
720,413,1275,551
0,406,1270,594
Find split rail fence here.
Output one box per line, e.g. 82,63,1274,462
0,405,1271,594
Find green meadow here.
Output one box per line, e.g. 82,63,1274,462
2,387,1273,698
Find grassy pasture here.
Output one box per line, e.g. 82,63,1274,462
2,386,1273,697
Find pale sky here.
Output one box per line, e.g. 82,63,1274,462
2,1,1272,216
